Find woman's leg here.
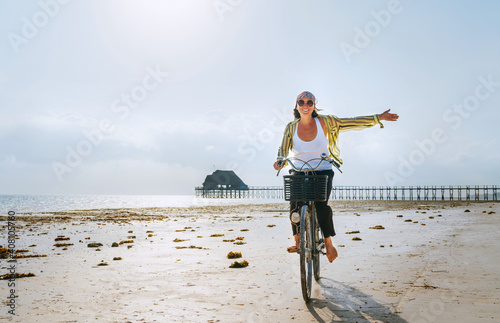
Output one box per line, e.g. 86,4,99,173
316,200,337,262
315,169,338,262
288,200,299,251
287,170,303,251
316,201,335,238
315,169,335,238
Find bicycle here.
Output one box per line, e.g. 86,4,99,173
277,153,341,302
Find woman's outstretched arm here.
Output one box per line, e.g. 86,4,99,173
333,109,399,132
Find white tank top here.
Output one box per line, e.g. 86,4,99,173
292,118,331,171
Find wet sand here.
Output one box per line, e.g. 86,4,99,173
1,201,499,322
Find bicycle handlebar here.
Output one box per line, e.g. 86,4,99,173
276,153,342,176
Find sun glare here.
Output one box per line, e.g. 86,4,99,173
91,1,217,43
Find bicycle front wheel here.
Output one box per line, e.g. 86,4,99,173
299,204,313,302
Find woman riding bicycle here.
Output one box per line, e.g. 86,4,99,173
273,91,399,263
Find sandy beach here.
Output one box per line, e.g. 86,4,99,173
1,200,499,322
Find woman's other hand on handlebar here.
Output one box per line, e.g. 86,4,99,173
273,160,284,170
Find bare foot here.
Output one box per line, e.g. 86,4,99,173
324,237,338,263
287,234,299,252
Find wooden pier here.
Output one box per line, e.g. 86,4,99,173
331,185,498,201
195,186,283,199
195,185,498,201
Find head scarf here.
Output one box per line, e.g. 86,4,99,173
296,91,316,103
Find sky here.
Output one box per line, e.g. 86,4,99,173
1,0,499,195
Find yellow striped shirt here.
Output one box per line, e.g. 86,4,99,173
277,114,383,166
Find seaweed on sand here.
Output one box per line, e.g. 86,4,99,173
119,240,134,245
14,254,48,258
229,260,248,268
54,243,74,247
1,273,36,279
0,248,10,259
175,245,203,249
227,251,242,259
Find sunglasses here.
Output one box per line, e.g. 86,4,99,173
297,99,314,107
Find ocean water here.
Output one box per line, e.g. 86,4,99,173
0,194,283,214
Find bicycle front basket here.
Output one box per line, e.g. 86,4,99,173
283,175,328,202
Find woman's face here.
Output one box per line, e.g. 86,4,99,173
296,97,315,116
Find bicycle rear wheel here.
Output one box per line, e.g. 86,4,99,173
299,204,313,302
312,207,321,281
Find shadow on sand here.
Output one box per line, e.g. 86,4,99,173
306,278,408,323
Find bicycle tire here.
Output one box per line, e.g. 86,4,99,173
299,204,313,302
312,207,321,281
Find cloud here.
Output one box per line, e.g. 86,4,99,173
56,159,205,195
0,110,278,192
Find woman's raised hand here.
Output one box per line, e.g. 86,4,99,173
379,109,399,121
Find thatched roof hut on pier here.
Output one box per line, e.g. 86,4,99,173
202,170,248,190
